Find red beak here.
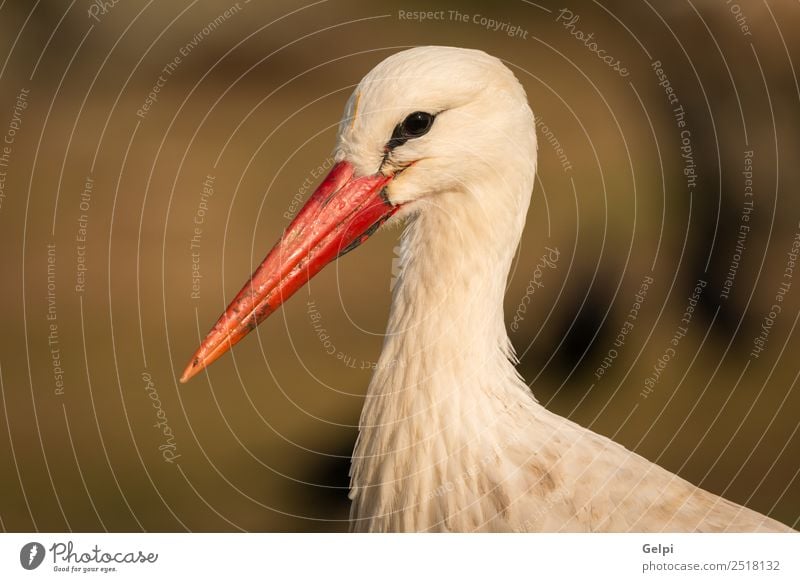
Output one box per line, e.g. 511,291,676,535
180,160,397,383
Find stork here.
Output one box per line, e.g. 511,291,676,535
181,47,793,532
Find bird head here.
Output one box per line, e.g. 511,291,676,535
180,46,537,383
335,46,536,214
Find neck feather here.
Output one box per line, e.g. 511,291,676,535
363,180,537,417
349,186,538,530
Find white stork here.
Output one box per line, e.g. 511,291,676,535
181,46,793,533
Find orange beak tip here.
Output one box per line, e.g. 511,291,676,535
179,352,206,384
179,363,195,384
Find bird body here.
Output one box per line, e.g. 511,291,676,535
183,47,794,533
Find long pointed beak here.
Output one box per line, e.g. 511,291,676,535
180,160,397,383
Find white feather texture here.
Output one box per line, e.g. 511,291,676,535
336,46,792,532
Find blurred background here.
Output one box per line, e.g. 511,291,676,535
0,0,798,532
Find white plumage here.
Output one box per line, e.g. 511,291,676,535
338,47,791,533
184,46,793,533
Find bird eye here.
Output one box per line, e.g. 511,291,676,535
401,111,434,137
386,111,435,150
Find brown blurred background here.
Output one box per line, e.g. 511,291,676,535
0,0,798,532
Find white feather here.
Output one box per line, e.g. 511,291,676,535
336,46,792,533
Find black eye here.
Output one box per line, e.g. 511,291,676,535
401,111,434,137
386,111,435,150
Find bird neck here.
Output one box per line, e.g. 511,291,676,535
361,188,534,428
388,202,516,368
349,190,538,529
